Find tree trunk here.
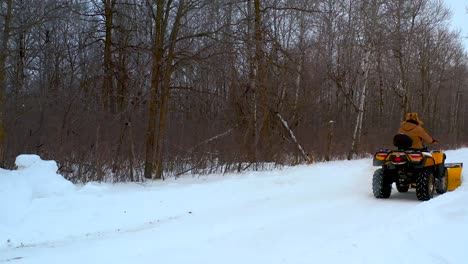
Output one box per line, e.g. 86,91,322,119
128,117,136,182
246,0,257,164
253,0,270,160
15,32,25,94
103,0,115,112
118,49,128,112
326,120,334,161
144,0,164,180
293,15,306,121
348,49,371,160
0,0,13,166
154,0,185,180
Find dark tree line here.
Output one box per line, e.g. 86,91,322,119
0,0,467,182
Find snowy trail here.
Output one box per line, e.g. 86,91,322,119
1,151,467,264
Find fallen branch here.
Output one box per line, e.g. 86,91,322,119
187,124,239,153
276,112,312,164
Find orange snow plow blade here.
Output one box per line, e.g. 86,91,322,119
446,163,463,191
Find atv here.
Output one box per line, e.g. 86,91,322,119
372,134,463,201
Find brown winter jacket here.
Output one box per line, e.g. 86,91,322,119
398,120,435,149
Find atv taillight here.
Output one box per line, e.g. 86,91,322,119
409,153,423,162
392,156,405,164
375,153,388,160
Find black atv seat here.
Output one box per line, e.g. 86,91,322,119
393,134,413,150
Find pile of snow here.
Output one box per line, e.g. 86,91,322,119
0,155,75,227
0,151,467,264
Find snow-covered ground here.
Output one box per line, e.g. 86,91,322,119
0,150,467,264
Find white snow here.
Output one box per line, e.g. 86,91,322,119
0,150,467,264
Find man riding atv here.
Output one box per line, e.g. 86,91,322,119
397,112,438,150
372,112,447,201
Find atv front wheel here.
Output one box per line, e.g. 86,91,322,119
416,169,435,201
372,168,391,198
436,168,448,194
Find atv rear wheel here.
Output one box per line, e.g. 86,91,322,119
436,168,448,194
416,169,435,201
372,168,391,198
396,182,409,193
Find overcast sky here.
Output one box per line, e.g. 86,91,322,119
444,0,468,52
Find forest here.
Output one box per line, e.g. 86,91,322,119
0,0,466,182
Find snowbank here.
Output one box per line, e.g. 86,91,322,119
0,155,75,228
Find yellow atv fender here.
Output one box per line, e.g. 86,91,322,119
430,151,462,191
431,151,444,165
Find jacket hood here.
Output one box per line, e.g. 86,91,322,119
406,112,423,125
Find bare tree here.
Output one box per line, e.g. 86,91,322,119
103,0,116,112
0,0,13,165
